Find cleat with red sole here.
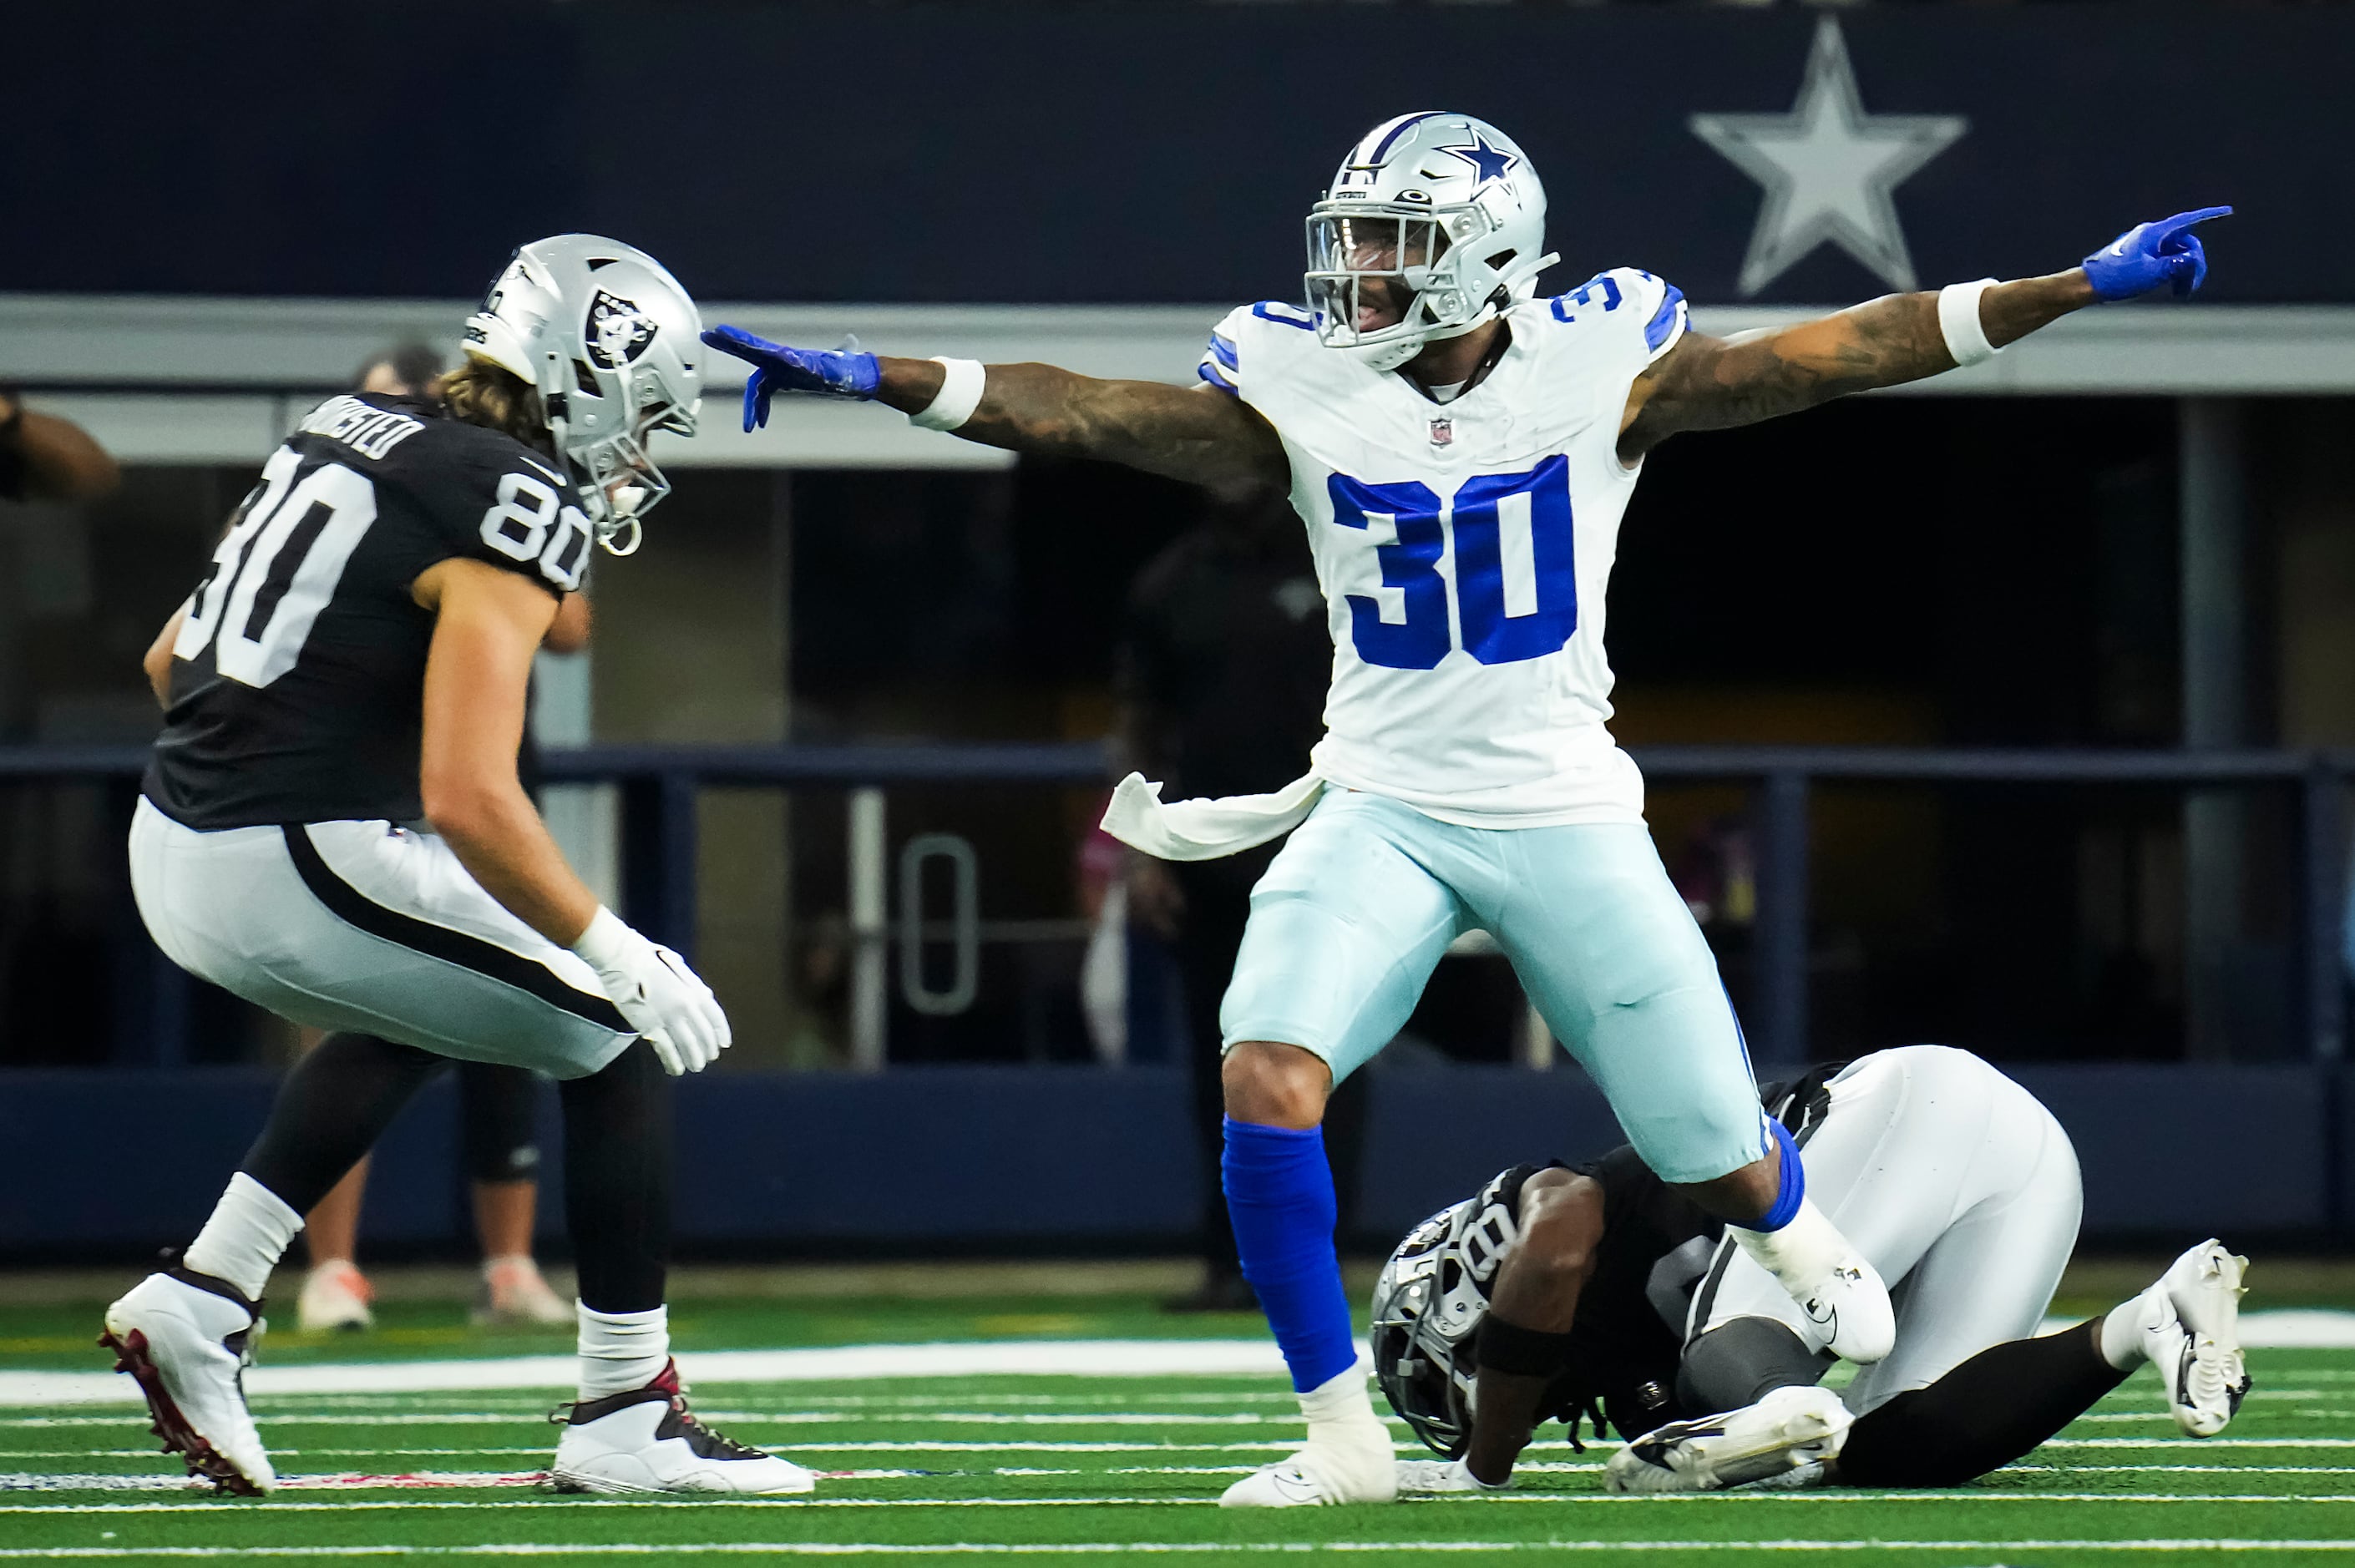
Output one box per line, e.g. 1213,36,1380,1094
100,1271,274,1495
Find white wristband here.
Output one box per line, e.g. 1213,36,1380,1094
1937,279,2003,368
570,905,631,966
909,357,985,431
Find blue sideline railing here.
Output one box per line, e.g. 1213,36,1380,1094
3,743,2347,1068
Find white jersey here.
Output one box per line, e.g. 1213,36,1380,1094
1198,269,1686,827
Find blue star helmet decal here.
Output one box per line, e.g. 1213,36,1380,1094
1437,131,1519,185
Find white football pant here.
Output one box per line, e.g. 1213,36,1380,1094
130,798,635,1079
1689,1044,2083,1411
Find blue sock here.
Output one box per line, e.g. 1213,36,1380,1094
1221,1117,1357,1393
1742,1116,1806,1233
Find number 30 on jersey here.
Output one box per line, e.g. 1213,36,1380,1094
1328,455,1577,670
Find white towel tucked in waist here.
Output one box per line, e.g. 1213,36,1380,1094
1098,771,1325,861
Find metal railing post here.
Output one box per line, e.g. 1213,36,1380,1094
1754,768,1811,1067
619,769,700,959
657,770,699,961
848,787,888,1071
2304,758,2346,1063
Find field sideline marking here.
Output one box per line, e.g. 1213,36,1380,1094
0,1341,1303,1409
8,1318,2352,1409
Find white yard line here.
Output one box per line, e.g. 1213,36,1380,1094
5,1540,2355,1557
10,1489,2355,1514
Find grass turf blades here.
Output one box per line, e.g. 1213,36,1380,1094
0,1295,2349,1565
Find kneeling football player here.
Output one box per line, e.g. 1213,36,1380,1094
1374,1045,2250,1494
105,237,809,1498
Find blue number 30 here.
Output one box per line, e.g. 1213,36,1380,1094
1326,457,1578,670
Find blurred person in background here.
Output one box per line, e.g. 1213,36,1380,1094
1114,487,1340,1313
291,346,587,1334
105,237,810,1498
0,387,119,503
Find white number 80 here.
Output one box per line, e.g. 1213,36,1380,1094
479,471,595,592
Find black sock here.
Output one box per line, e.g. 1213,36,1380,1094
238,1032,445,1213
559,1041,671,1315
1836,1319,2130,1488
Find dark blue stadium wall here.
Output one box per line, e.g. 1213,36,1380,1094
0,1065,2337,1258
5,4,2349,304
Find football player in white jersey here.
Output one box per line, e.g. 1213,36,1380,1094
704,112,2228,1506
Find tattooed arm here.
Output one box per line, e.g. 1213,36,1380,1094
879,359,1291,495
1617,268,2098,462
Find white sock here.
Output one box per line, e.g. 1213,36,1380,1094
2099,1287,2170,1371
1298,1364,1386,1452
577,1303,669,1399
181,1173,303,1301
1730,1196,1845,1293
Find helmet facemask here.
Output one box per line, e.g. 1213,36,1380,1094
542,352,698,558
1369,1205,1490,1458
1304,113,1560,374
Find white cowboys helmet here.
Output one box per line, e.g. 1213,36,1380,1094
1306,112,1559,373
462,235,702,554
1369,1171,1526,1458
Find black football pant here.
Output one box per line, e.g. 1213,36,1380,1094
238,1032,671,1313
1834,1318,2131,1487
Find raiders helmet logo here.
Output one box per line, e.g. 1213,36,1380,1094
585,290,658,371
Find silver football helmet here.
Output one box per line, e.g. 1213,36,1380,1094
1306,112,1559,373
462,235,702,554
1369,1176,1524,1458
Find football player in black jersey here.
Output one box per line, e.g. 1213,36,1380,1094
101,236,810,1498
1374,1046,2251,1496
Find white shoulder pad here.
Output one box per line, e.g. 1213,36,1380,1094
1541,267,1689,370
1197,301,1319,397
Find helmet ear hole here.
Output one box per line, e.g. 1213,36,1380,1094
573,360,600,397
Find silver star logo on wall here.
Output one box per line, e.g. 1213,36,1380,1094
1689,17,1968,296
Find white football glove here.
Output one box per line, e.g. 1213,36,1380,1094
570,907,731,1075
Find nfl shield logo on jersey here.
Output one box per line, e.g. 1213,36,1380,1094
1429,416,1454,448
585,291,659,370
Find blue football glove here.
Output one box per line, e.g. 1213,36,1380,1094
700,324,881,432
2082,207,2232,301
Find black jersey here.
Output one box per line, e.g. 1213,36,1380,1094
144,395,594,830
1492,1063,1848,1444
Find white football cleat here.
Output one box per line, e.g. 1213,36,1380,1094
550,1360,814,1495
296,1260,374,1333
1395,1456,1506,1494
1606,1384,1851,1495
1796,1253,1897,1366
1220,1439,1399,1508
2146,1238,2251,1439
474,1256,571,1328
99,1270,275,1495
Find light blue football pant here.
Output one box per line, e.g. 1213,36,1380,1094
1219,788,1765,1185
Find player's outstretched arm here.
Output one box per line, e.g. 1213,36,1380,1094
1619,206,2230,459
700,326,1289,494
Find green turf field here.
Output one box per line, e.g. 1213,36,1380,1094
3,1288,2352,1565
